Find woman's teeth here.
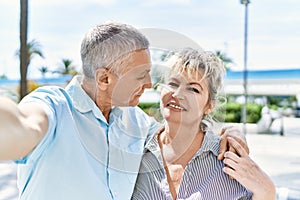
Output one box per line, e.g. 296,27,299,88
168,103,183,110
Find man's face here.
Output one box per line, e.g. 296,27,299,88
110,49,152,106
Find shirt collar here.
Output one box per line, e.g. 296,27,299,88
194,131,220,157
144,130,220,158
144,132,160,153
65,75,123,123
144,131,164,166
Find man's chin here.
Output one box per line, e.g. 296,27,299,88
113,99,140,107
128,97,140,107
128,100,139,107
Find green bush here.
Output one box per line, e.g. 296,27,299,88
246,103,263,123
226,102,242,111
225,112,239,122
225,102,242,123
224,102,262,123
138,102,162,122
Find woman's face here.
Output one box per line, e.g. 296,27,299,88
160,71,213,126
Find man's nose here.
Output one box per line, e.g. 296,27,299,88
143,74,152,89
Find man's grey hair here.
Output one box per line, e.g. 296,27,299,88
80,21,150,79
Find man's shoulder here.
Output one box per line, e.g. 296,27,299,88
119,106,161,127
122,106,149,117
21,85,73,109
22,85,67,97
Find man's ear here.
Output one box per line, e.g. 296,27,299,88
95,68,110,90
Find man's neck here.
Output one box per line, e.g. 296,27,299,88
81,77,112,122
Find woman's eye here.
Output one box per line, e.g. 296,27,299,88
168,82,179,88
187,87,200,93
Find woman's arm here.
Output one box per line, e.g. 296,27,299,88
223,137,276,200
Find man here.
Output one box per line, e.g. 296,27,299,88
0,21,248,200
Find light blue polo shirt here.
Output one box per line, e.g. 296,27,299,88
16,76,162,200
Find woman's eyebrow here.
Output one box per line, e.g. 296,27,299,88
188,82,203,90
169,77,180,83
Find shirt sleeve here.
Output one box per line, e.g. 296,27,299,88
15,86,68,164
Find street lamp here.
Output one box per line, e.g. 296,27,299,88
240,0,250,134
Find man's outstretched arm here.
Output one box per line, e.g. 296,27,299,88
0,97,48,160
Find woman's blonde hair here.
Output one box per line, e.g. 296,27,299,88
164,48,227,129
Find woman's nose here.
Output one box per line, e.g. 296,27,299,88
171,87,184,100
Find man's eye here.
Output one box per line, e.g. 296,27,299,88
137,70,150,80
168,82,179,88
187,87,200,93
137,75,146,80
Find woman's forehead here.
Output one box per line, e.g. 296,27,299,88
167,70,206,83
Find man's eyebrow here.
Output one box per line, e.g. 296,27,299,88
139,69,150,76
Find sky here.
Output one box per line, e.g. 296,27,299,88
0,0,299,79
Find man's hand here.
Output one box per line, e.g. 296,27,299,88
217,126,249,160
223,137,276,200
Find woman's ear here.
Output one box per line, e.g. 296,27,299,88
204,100,215,115
95,68,109,90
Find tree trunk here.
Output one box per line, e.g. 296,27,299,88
20,0,28,100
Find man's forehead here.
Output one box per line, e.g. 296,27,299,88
123,50,151,73
124,63,151,75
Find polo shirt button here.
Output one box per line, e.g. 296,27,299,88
114,191,118,197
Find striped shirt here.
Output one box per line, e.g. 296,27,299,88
131,131,252,200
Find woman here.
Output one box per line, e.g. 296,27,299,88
132,48,275,200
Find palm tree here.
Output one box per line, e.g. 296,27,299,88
215,50,234,70
16,39,44,97
26,40,44,65
39,66,49,78
53,58,78,76
19,0,28,99
0,74,8,79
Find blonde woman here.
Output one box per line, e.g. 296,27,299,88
132,48,275,200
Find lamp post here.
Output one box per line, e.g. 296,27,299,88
240,0,250,134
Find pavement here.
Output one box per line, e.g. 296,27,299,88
247,134,300,199
0,161,18,200
0,117,299,200
231,117,300,199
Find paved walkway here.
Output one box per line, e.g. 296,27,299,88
0,161,18,200
229,117,300,199
0,117,299,199
247,134,300,198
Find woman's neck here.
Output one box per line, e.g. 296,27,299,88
158,122,205,166
158,122,205,200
